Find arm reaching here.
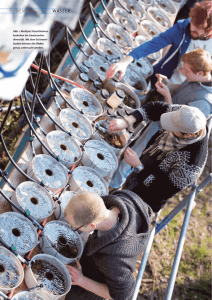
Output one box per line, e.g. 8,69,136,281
106,55,134,80
108,115,137,133
124,147,142,167
66,260,113,299
155,81,172,104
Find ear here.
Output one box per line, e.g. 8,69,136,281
90,222,96,230
197,71,204,77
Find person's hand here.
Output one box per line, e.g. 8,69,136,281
108,119,128,133
66,260,84,286
106,62,128,80
155,73,169,84
155,81,171,99
124,147,142,167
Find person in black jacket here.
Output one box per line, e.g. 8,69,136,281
64,191,152,300
109,102,208,212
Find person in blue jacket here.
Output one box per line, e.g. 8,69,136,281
106,1,212,88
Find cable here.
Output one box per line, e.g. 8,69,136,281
78,19,104,56
89,2,116,44
66,27,89,58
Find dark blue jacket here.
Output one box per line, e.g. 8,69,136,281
129,19,191,86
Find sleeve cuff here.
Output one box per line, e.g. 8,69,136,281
131,110,143,122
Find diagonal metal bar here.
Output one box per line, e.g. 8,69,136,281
131,211,161,300
165,188,196,300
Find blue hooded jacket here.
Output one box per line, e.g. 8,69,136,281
129,19,191,86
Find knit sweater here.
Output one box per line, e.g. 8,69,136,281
130,102,208,212
65,190,152,300
172,80,212,118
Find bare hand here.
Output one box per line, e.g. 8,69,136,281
155,73,169,84
66,260,84,286
108,119,128,133
124,147,142,167
155,81,171,99
106,62,127,80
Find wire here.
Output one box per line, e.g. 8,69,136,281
30,63,89,90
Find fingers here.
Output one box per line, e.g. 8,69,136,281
155,73,167,80
155,81,164,90
124,147,135,157
119,71,124,80
75,259,81,269
66,265,78,273
108,121,117,133
106,64,118,78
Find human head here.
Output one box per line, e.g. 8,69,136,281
160,106,206,135
64,192,108,232
189,1,212,39
180,49,212,80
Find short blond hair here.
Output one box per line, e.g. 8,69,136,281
181,49,212,75
64,192,107,226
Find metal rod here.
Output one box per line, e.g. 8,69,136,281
0,105,23,112
0,170,16,191
20,94,58,160
0,101,37,183
66,27,89,58
114,0,131,13
78,19,104,57
29,56,44,156
0,100,14,133
165,188,196,300
43,56,77,110
90,3,116,44
28,69,74,135
65,27,86,74
99,0,120,25
0,291,10,299
131,211,161,300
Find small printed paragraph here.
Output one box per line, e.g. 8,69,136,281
13,30,49,50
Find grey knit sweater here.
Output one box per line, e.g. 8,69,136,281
172,80,212,118
65,190,152,300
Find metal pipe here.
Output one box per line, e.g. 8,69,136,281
20,94,58,160
0,101,37,183
0,291,10,299
66,27,89,58
155,174,212,235
165,188,196,300
0,105,23,112
99,0,120,25
78,19,104,57
29,56,44,156
131,211,161,300
90,3,116,44
114,0,131,13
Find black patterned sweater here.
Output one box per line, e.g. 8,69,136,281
130,102,208,212
65,190,152,300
